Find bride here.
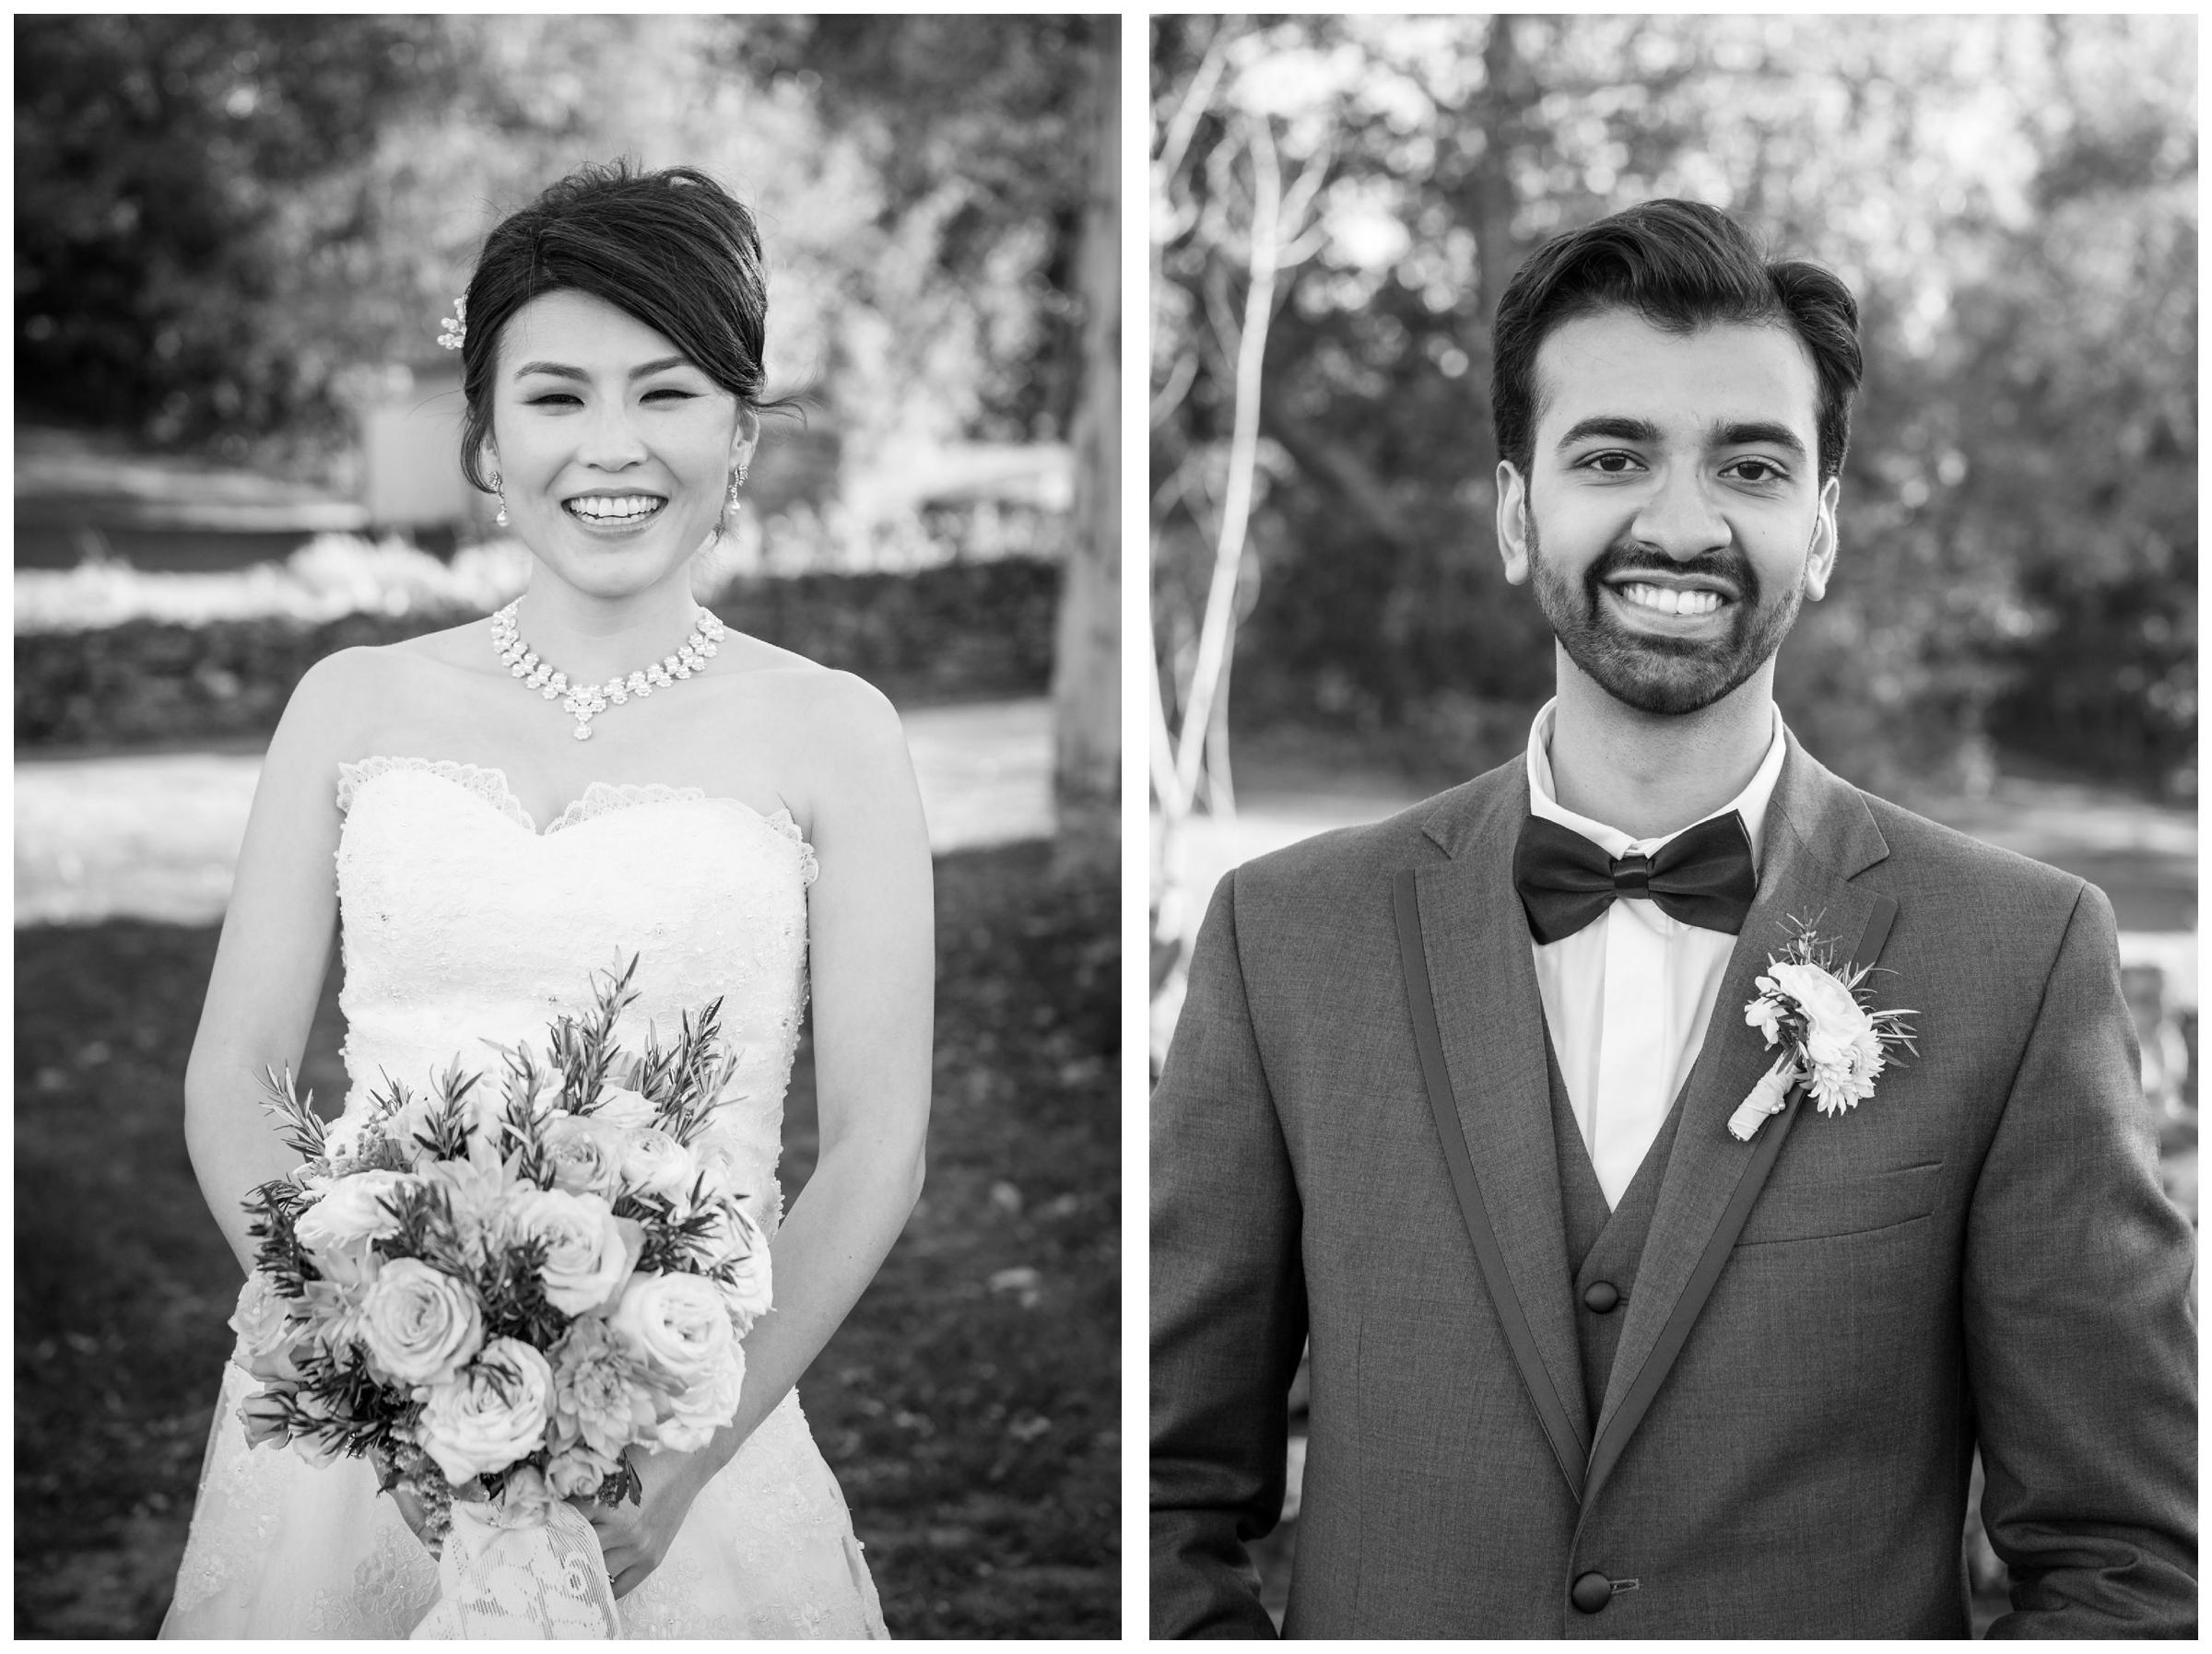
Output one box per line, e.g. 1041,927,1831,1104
161,162,931,1637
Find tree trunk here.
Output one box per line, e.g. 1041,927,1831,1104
1050,19,1121,874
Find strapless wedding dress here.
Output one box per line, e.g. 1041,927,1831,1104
161,757,888,1638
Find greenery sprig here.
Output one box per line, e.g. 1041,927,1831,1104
254,1062,327,1159
549,956,642,1116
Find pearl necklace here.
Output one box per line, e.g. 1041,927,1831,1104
489,601,725,741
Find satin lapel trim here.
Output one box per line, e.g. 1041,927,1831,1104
1581,800,1893,1509
1398,856,1590,1496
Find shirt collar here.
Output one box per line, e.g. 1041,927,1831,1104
1524,697,1788,873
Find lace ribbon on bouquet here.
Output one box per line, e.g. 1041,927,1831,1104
411,1499,620,1639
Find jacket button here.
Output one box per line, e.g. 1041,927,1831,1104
1583,1281,1620,1313
1571,1571,1613,1613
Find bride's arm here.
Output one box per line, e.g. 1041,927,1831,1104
734,671,935,1431
182,651,363,1276
588,670,934,1594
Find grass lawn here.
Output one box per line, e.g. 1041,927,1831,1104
14,839,1118,1638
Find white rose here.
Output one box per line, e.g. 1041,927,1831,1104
546,1440,620,1499
229,1272,308,1381
289,1387,348,1467
621,1128,697,1202
653,1344,744,1452
416,1338,554,1483
541,1115,628,1201
359,1257,484,1386
1768,961,1871,1045
503,1189,641,1315
721,1263,772,1334
495,1463,556,1528
689,1137,747,1205
611,1271,736,1382
239,1384,296,1450
699,1203,772,1330
594,1086,659,1130
293,1169,418,1255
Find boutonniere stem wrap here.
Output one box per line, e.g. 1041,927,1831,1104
1728,920,1917,1143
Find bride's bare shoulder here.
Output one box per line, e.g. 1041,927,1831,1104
270,619,488,757
711,628,822,680
708,633,907,790
719,637,898,734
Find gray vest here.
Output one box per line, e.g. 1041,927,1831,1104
1545,1038,1686,1434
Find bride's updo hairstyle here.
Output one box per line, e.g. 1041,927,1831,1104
455,160,787,494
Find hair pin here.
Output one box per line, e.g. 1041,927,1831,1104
437,295,467,352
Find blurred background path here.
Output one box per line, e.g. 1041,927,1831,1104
17,698,1053,927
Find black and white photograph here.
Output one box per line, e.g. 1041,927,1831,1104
1150,13,2194,1637
17,14,1117,1638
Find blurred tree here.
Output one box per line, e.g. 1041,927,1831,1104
15,15,465,455
1152,24,1333,997
1151,15,2195,799
740,15,1098,444
1049,21,1123,863
741,16,1121,860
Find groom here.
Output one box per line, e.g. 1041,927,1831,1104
1150,199,2195,1636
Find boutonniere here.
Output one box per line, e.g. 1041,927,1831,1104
1727,919,1918,1143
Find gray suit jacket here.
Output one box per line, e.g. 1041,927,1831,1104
1151,738,2195,1636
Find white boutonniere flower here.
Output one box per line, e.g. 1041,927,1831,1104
1729,919,1917,1142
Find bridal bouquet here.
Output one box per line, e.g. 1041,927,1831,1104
228,958,771,1635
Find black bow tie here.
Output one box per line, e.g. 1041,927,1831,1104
1513,810,1757,944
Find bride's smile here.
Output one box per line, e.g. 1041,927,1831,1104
561,492,667,528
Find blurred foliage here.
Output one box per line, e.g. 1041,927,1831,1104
736,16,1106,447
1151,16,2196,799
17,556,1060,747
16,535,533,633
16,16,1088,487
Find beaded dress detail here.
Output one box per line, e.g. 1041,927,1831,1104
161,757,884,1639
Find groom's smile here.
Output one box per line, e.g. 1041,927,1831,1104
1591,551,1747,640
1497,310,1839,718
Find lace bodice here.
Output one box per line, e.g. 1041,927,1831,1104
333,756,816,1236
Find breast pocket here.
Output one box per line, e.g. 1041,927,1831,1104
1735,1158,1943,1245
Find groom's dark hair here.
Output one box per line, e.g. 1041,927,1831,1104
1490,198,1862,484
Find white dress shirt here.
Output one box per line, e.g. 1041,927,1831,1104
1524,699,1788,1207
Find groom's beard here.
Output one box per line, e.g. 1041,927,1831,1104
1525,517,1806,717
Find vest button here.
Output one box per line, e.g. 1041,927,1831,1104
1583,1280,1620,1313
1571,1571,1613,1613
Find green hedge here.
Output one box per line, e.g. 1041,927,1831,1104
16,558,1060,747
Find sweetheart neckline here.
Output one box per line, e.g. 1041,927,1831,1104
336,755,811,847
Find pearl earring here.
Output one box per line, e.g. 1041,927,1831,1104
490,472,509,528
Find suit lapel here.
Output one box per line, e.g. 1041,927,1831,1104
1398,771,1590,1498
1579,738,1895,1515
